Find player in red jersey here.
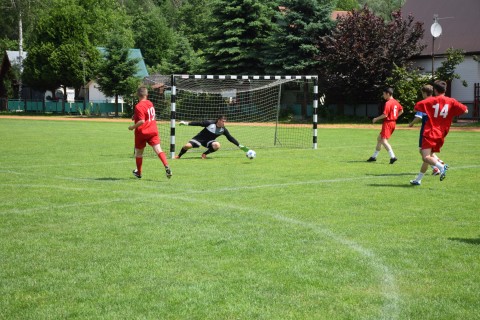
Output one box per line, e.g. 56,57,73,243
128,87,172,179
410,80,468,183
367,87,404,164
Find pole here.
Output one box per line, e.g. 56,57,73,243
18,10,23,102
432,36,435,80
170,75,177,159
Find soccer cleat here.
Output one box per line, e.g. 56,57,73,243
389,157,398,164
367,157,376,162
432,167,440,176
174,155,181,159
165,166,172,179
410,180,421,186
132,169,142,179
440,164,449,181
201,153,207,159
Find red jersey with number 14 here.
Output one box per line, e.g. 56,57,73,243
414,96,467,139
383,98,403,121
133,99,158,136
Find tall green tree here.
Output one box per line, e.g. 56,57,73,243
131,6,174,68
316,7,425,103
202,0,277,74
386,64,429,115
22,0,132,112
175,0,213,51
335,0,359,10
358,0,404,21
158,32,204,74
22,1,100,112
265,0,335,75
96,33,141,117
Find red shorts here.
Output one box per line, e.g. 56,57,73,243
421,135,444,153
380,121,396,139
135,132,160,149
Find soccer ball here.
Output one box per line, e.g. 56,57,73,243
246,149,256,160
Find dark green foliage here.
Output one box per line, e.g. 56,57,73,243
435,48,467,86
158,33,204,74
131,7,174,68
385,64,429,116
176,0,213,51
202,0,277,74
22,0,102,104
265,0,335,75
359,0,405,21
335,0,359,10
96,34,141,116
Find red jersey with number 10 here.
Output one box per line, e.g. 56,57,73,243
133,99,158,136
383,98,403,121
414,95,467,139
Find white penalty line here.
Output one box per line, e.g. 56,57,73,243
1,182,401,317
162,193,401,320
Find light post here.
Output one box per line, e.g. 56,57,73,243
430,14,442,80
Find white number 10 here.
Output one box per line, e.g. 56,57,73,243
433,104,449,118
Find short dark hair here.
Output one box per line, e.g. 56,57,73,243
421,84,433,96
383,87,394,95
216,115,226,121
433,80,447,94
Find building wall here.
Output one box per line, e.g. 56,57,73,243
413,56,480,103
88,82,124,103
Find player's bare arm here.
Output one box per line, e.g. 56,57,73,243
373,114,386,123
129,120,145,130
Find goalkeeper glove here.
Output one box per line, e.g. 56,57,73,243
179,121,188,126
238,144,249,152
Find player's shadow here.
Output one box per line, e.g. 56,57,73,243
365,173,414,177
347,160,378,163
448,237,480,245
367,183,413,188
95,177,126,181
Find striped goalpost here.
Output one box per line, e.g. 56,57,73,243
148,74,320,159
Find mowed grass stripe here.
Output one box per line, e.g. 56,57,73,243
0,118,479,319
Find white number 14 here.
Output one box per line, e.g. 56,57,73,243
433,104,449,118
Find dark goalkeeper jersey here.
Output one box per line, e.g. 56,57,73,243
189,120,239,146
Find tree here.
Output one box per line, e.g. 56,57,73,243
435,48,468,90
358,0,404,21
131,6,174,68
385,64,429,116
202,0,277,74
22,1,100,112
316,6,425,103
96,34,141,117
265,0,335,75
335,0,359,10
175,0,213,51
158,32,204,74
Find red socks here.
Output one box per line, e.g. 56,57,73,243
135,157,143,175
158,152,169,167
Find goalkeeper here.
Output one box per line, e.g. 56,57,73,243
175,115,246,159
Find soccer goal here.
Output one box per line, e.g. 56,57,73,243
145,74,320,158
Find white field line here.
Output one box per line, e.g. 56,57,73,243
160,193,401,320
1,181,400,318
2,163,479,316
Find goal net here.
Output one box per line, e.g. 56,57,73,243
144,74,319,158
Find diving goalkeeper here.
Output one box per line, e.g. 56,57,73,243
175,115,246,159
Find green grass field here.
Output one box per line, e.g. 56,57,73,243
1,117,479,319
